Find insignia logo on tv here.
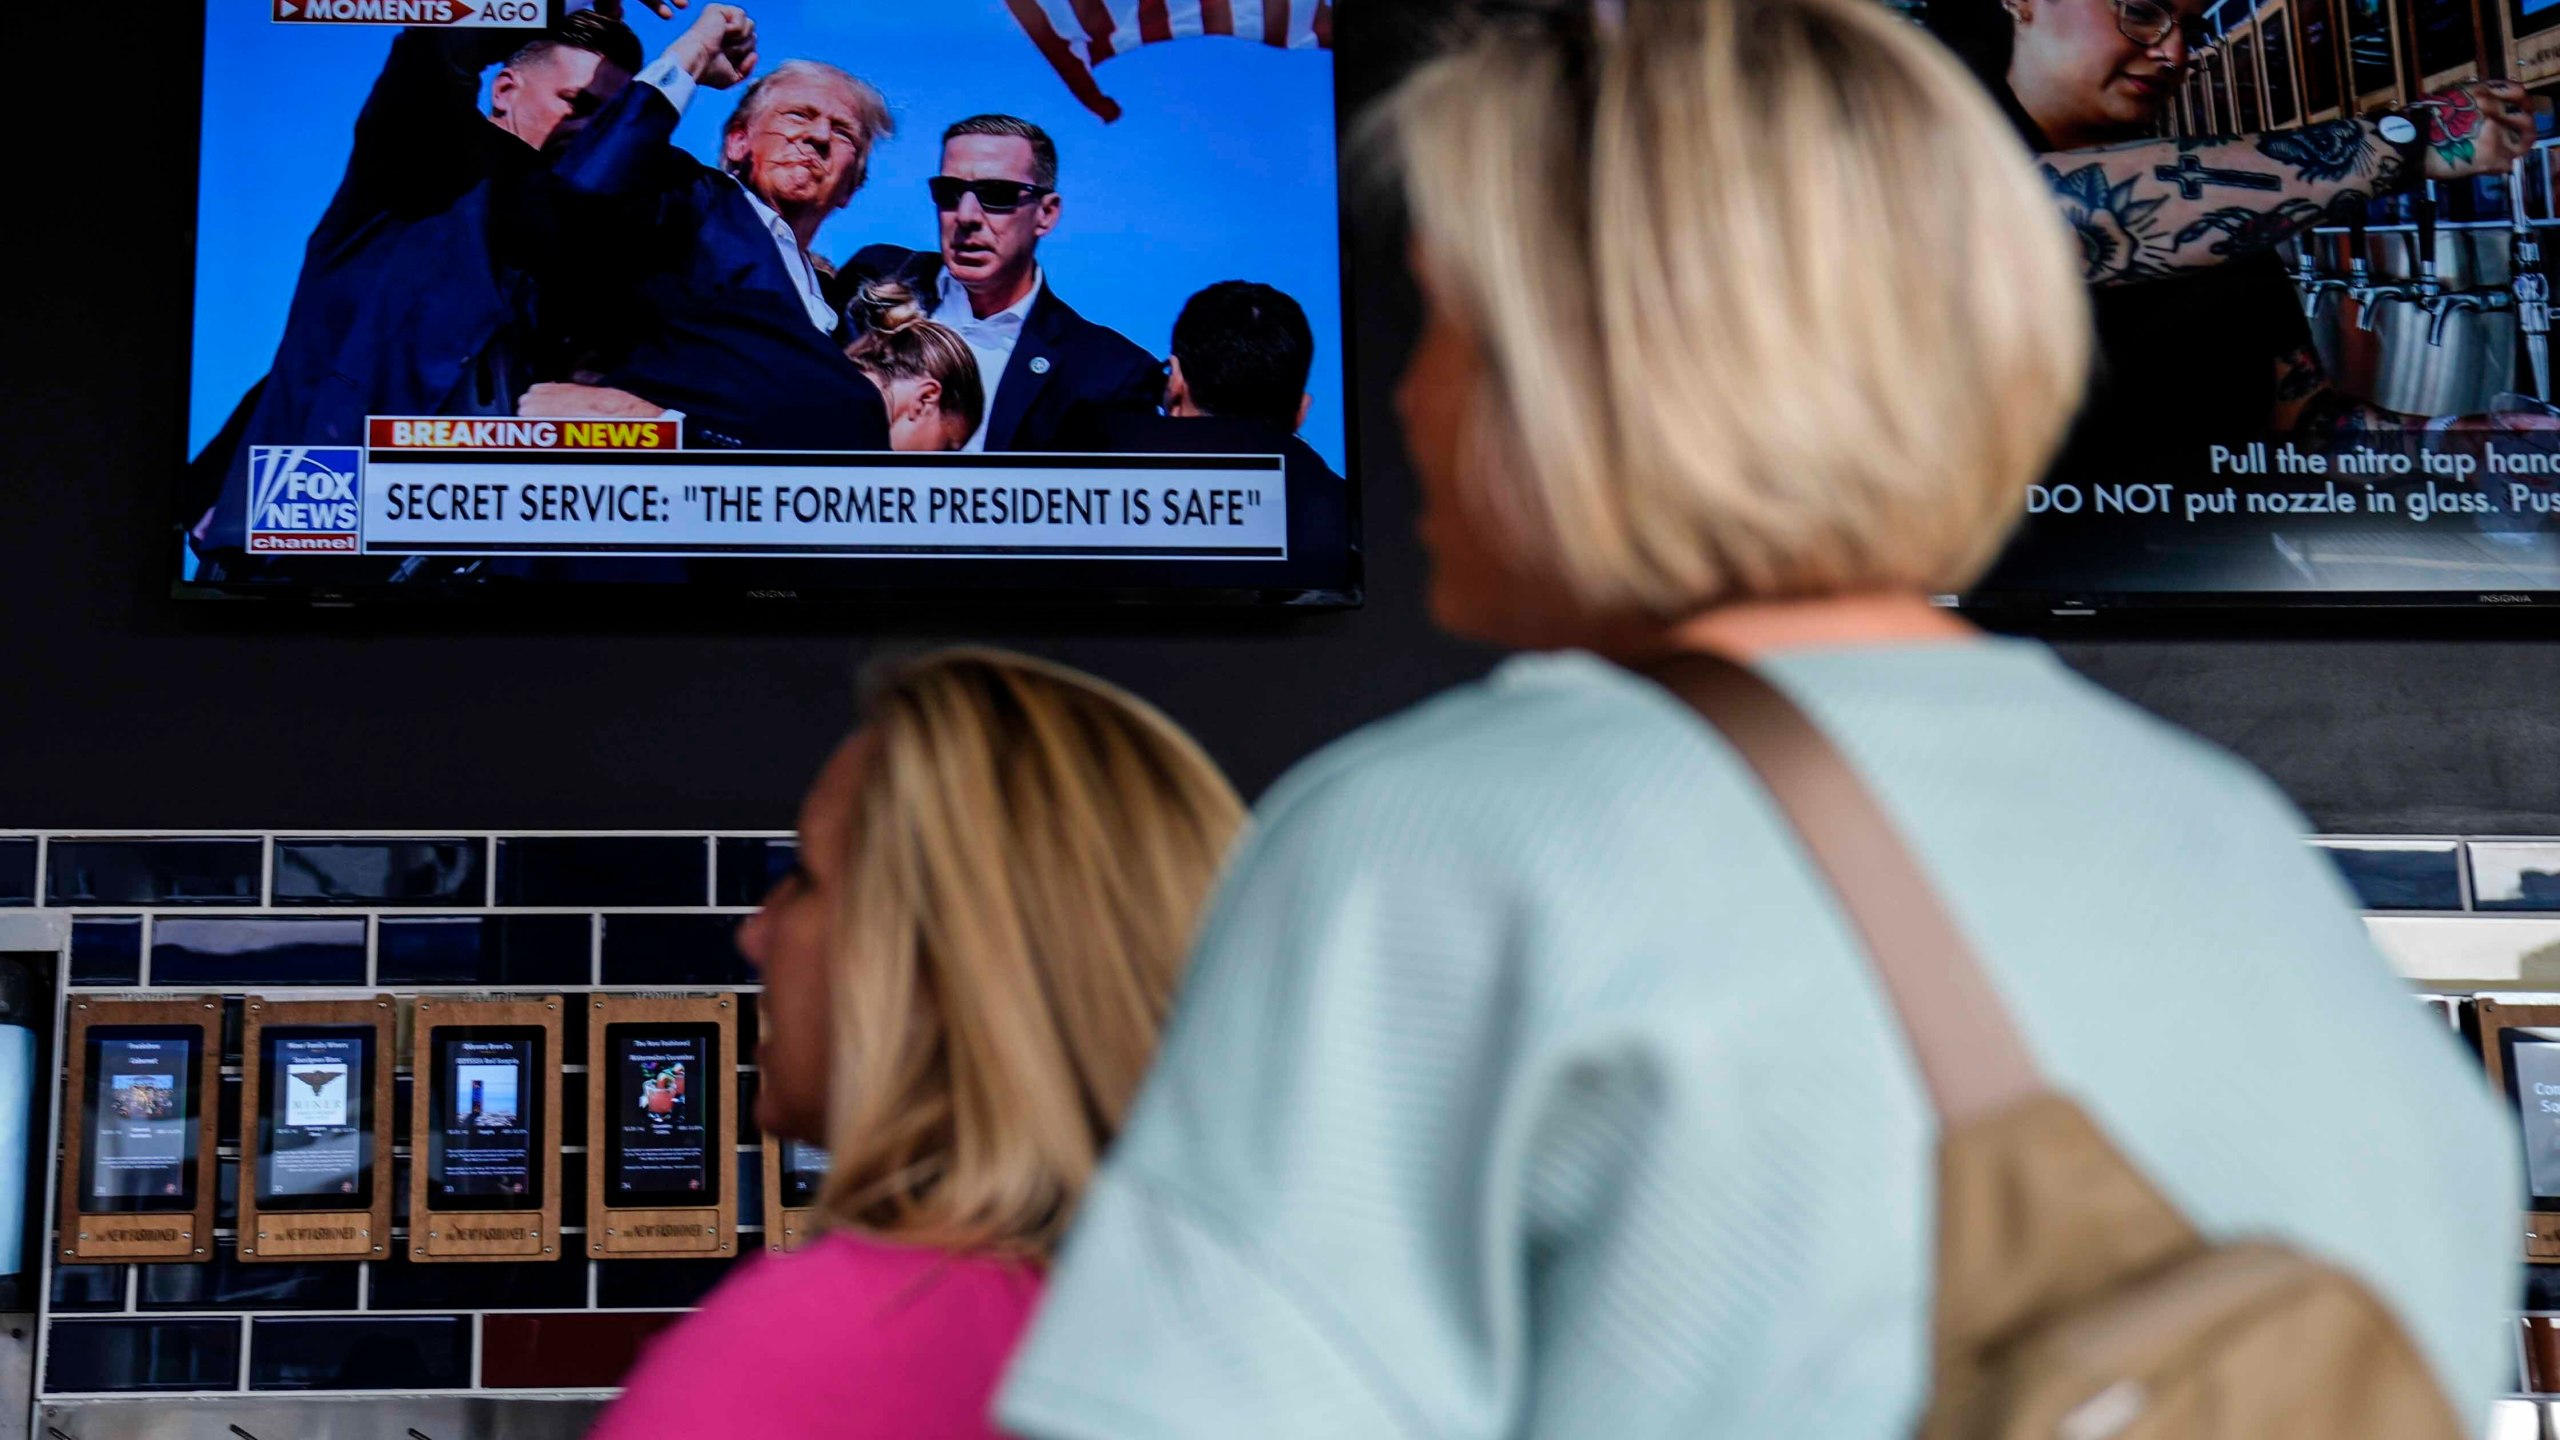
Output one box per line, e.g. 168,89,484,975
247,446,362,554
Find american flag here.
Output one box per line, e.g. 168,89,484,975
1005,0,1337,122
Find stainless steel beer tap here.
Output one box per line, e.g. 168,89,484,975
2295,234,2350,317
2405,178,2511,348
2344,205,2402,330
2354,188,2447,335
2416,287,2512,347
2293,233,2323,313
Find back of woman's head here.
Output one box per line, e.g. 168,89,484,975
821,648,1243,1256
1376,0,2090,614
845,278,988,439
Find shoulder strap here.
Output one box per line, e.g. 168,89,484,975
1640,651,2043,1123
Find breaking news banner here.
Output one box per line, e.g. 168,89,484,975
353,419,1289,560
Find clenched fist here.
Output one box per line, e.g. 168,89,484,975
668,4,758,90
2416,80,2535,181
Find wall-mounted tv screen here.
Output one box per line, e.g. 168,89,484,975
1922,0,2560,611
180,0,1356,608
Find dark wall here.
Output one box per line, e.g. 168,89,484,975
3,6,2555,835
2052,640,2560,834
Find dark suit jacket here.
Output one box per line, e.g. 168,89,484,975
548,84,888,452
834,247,1159,453
198,26,551,552
1057,408,1356,594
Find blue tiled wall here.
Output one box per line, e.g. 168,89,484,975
6,828,2549,1402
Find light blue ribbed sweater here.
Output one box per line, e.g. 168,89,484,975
1002,643,2516,1439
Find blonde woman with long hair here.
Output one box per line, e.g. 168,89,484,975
589,648,1242,1440
998,1,2514,1437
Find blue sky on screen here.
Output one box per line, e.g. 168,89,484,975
192,1,1347,470
455,1061,520,1117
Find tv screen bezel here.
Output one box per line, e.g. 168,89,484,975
166,0,1366,613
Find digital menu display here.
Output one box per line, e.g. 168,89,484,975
2412,0,2480,80
426,1027,543,1211
255,1027,373,1210
2261,14,2300,126
605,1024,720,1209
2231,32,2265,130
82,1028,199,1212
2298,0,2344,114
2346,0,2399,100
2506,1029,2560,1208
780,1140,830,1209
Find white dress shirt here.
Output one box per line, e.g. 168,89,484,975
933,267,1044,452
636,57,836,336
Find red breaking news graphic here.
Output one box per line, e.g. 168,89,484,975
366,417,682,451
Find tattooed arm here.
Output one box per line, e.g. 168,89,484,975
2270,343,2416,435
2045,80,2531,287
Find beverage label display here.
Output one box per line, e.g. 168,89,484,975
425,1028,544,1210
257,1027,374,1209
82,1029,200,1212
606,1024,721,1208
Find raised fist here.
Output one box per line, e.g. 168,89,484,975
669,4,758,90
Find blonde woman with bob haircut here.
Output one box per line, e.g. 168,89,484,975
997,1,2514,1436
589,648,1242,1440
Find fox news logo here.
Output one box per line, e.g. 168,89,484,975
247,446,362,554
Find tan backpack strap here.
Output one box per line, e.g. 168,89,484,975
1640,651,2043,1123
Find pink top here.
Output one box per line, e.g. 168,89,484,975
589,1232,1045,1440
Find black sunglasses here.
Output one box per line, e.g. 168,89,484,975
929,176,1053,213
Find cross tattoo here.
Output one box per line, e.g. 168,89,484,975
2154,153,2285,200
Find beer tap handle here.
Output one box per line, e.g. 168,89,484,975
2415,180,2442,298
